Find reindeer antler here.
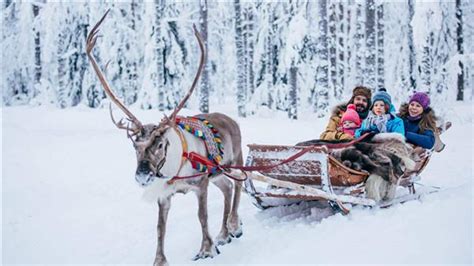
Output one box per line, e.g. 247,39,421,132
86,9,143,132
168,24,206,122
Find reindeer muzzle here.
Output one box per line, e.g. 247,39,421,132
135,160,155,186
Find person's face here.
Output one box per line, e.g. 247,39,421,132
372,101,386,116
353,96,368,113
343,120,357,129
408,101,424,117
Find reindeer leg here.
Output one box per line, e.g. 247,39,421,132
193,178,219,261
228,177,243,238
154,197,171,266
212,177,233,246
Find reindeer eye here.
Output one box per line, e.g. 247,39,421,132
158,142,163,149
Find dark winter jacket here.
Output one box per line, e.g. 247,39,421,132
402,118,435,149
398,103,437,149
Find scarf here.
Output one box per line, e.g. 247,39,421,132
407,115,422,122
365,112,391,133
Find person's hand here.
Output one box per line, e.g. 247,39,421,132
359,128,378,135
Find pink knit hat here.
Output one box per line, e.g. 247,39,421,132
341,104,361,126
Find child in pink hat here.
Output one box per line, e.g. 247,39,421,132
339,104,361,137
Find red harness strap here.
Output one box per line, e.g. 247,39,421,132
183,151,217,173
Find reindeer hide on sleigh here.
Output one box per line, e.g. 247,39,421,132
330,133,417,202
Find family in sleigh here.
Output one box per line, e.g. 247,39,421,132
317,86,448,202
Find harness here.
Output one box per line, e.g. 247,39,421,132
167,116,243,184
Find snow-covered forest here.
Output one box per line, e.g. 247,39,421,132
2,1,473,118
3,1,473,265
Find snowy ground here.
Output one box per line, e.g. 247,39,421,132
2,104,473,265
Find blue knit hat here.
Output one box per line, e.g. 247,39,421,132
370,88,392,110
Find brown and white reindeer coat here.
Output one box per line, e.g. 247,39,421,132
86,10,244,266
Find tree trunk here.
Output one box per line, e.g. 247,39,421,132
234,0,246,117
155,1,166,111
408,0,417,90
376,2,385,90
288,62,298,120
456,0,464,101
265,3,275,109
32,3,41,90
354,1,365,85
336,3,345,98
365,0,376,89
199,0,209,113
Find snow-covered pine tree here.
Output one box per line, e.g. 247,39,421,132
328,2,337,98
418,7,435,93
314,0,329,117
462,0,473,100
285,1,303,120
56,12,70,108
114,1,142,106
82,4,109,108
3,2,34,105
164,2,193,111
354,1,365,85
206,2,235,106
71,4,89,107
432,2,456,96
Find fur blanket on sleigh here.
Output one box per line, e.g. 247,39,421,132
298,133,418,202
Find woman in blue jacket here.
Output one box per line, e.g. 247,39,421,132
397,92,437,149
355,88,405,138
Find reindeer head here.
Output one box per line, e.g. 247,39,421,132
86,10,205,186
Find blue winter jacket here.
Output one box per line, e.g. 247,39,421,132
402,118,435,149
355,113,405,138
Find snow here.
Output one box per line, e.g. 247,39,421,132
2,104,473,265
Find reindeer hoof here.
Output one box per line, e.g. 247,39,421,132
216,234,232,246
192,246,220,261
230,229,243,238
228,219,243,238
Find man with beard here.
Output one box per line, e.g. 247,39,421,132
320,86,372,141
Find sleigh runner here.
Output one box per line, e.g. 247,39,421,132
243,125,450,212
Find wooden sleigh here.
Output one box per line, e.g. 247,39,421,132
243,123,451,213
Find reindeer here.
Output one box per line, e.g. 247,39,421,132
86,11,244,266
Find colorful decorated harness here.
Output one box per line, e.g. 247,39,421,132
175,116,224,175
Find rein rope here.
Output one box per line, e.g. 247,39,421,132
221,133,372,172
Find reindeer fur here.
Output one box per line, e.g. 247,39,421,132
330,133,416,202
142,113,244,266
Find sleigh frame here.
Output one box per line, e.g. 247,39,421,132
243,142,438,213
